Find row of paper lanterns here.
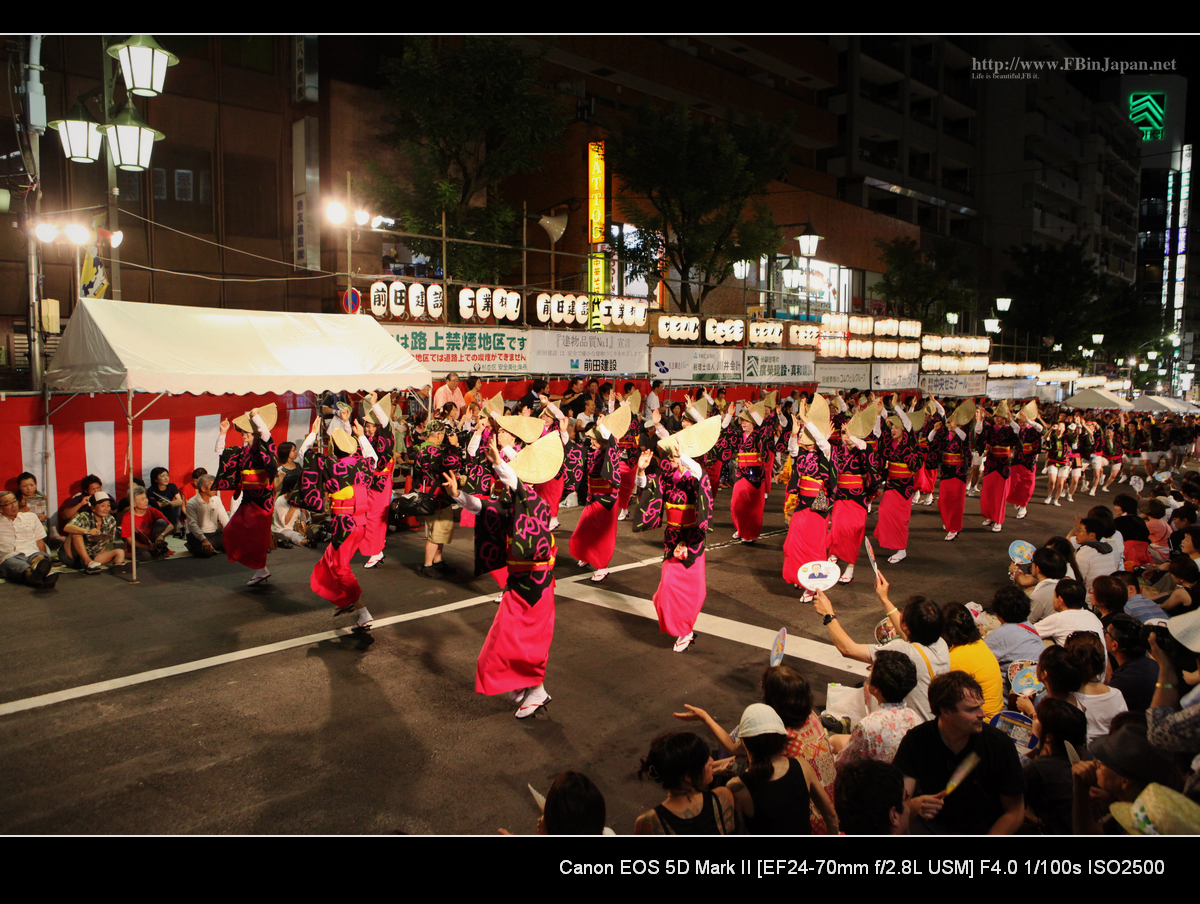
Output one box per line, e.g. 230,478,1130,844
369,280,524,322
922,355,990,373
987,362,1042,378
820,313,922,337
535,293,649,327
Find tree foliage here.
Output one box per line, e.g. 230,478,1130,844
614,104,791,314
873,237,974,322
372,37,568,283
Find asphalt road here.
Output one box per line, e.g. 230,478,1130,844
0,474,1115,835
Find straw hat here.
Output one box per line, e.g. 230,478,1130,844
330,427,359,455
1110,783,1200,836
846,405,876,440
950,398,976,427
689,396,710,420
799,393,832,447
625,389,642,418
361,394,393,425
513,432,564,486
588,402,632,442
484,391,505,418
659,413,722,459
1021,399,1039,421
738,400,767,426
495,415,545,445
762,390,778,409
233,402,278,434
889,409,927,432
995,399,1011,420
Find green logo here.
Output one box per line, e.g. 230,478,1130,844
1130,93,1165,141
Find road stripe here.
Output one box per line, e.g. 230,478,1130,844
0,546,864,717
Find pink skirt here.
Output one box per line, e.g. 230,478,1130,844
783,507,829,584
311,526,365,608
358,485,391,556
1007,464,1035,508
829,499,866,566
535,477,565,519
873,489,912,551
980,470,1009,524
224,500,271,570
939,477,965,532
915,466,937,494
654,554,706,636
476,581,555,695
731,477,765,542
569,500,619,569
616,461,637,511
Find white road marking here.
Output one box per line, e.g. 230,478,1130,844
0,548,864,717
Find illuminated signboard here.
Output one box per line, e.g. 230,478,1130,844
1130,93,1165,141
588,142,606,243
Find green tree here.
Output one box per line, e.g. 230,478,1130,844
1001,240,1105,363
873,237,974,322
373,37,568,283
614,103,791,315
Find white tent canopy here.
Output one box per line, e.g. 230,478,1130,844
45,298,431,395
1061,387,1133,411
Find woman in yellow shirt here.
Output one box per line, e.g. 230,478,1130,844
942,601,1005,717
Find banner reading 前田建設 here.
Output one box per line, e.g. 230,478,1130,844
526,330,650,376
381,324,530,375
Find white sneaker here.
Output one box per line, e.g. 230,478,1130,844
1043,496,1053,505
1100,486,1110,493
673,632,695,653
1016,507,1027,519
1053,499,1061,507
839,565,855,583
944,531,958,541
617,509,628,521
591,569,608,582
992,523,1003,532
1118,475,1128,484
1067,493,1074,502
1089,487,1097,496
887,550,907,564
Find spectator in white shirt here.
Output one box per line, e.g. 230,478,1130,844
186,474,229,557
1035,579,1104,648
0,491,57,588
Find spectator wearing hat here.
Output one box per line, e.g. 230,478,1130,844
1072,717,1181,834
0,490,57,588
725,703,839,835
61,491,127,574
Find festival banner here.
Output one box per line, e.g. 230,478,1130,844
918,373,988,398
381,324,530,375
526,330,649,376
744,350,815,384
815,363,871,391
870,363,920,391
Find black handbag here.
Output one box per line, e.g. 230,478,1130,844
392,491,437,517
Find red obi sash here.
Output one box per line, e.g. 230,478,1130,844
331,485,356,514
941,452,963,467
837,474,864,491
887,462,912,481
588,477,615,497
665,502,698,528
241,469,271,490
737,451,762,469
798,475,824,497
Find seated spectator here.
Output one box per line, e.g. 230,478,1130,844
499,771,611,836
813,580,949,721
272,491,311,548
60,474,102,524
185,474,228,557
1023,697,1089,835
985,586,1048,690
832,649,920,767
275,443,301,497
1105,614,1158,714
1114,493,1151,569
1144,613,1200,796
725,704,839,835
1068,517,1120,605
0,490,57,588
1066,631,1128,743
147,467,185,528
1112,570,1167,624
1010,547,1067,623
943,601,1005,717
835,759,909,834
188,468,208,498
1144,556,1200,615
1142,498,1173,563
674,664,837,834
61,491,127,574
1035,578,1104,648
894,671,1025,835
1072,717,1181,834
121,486,174,560
633,732,735,835
1091,574,1127,624
15,472,48,524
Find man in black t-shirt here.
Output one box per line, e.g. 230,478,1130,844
893,671,1025,834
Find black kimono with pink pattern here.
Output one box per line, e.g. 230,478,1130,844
297,449,372,547
473,481,556,606
215,436,277,514
584,444,621,509
634,463,713,568
359,427,395,493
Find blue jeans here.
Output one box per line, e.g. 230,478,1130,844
1,552,51,583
